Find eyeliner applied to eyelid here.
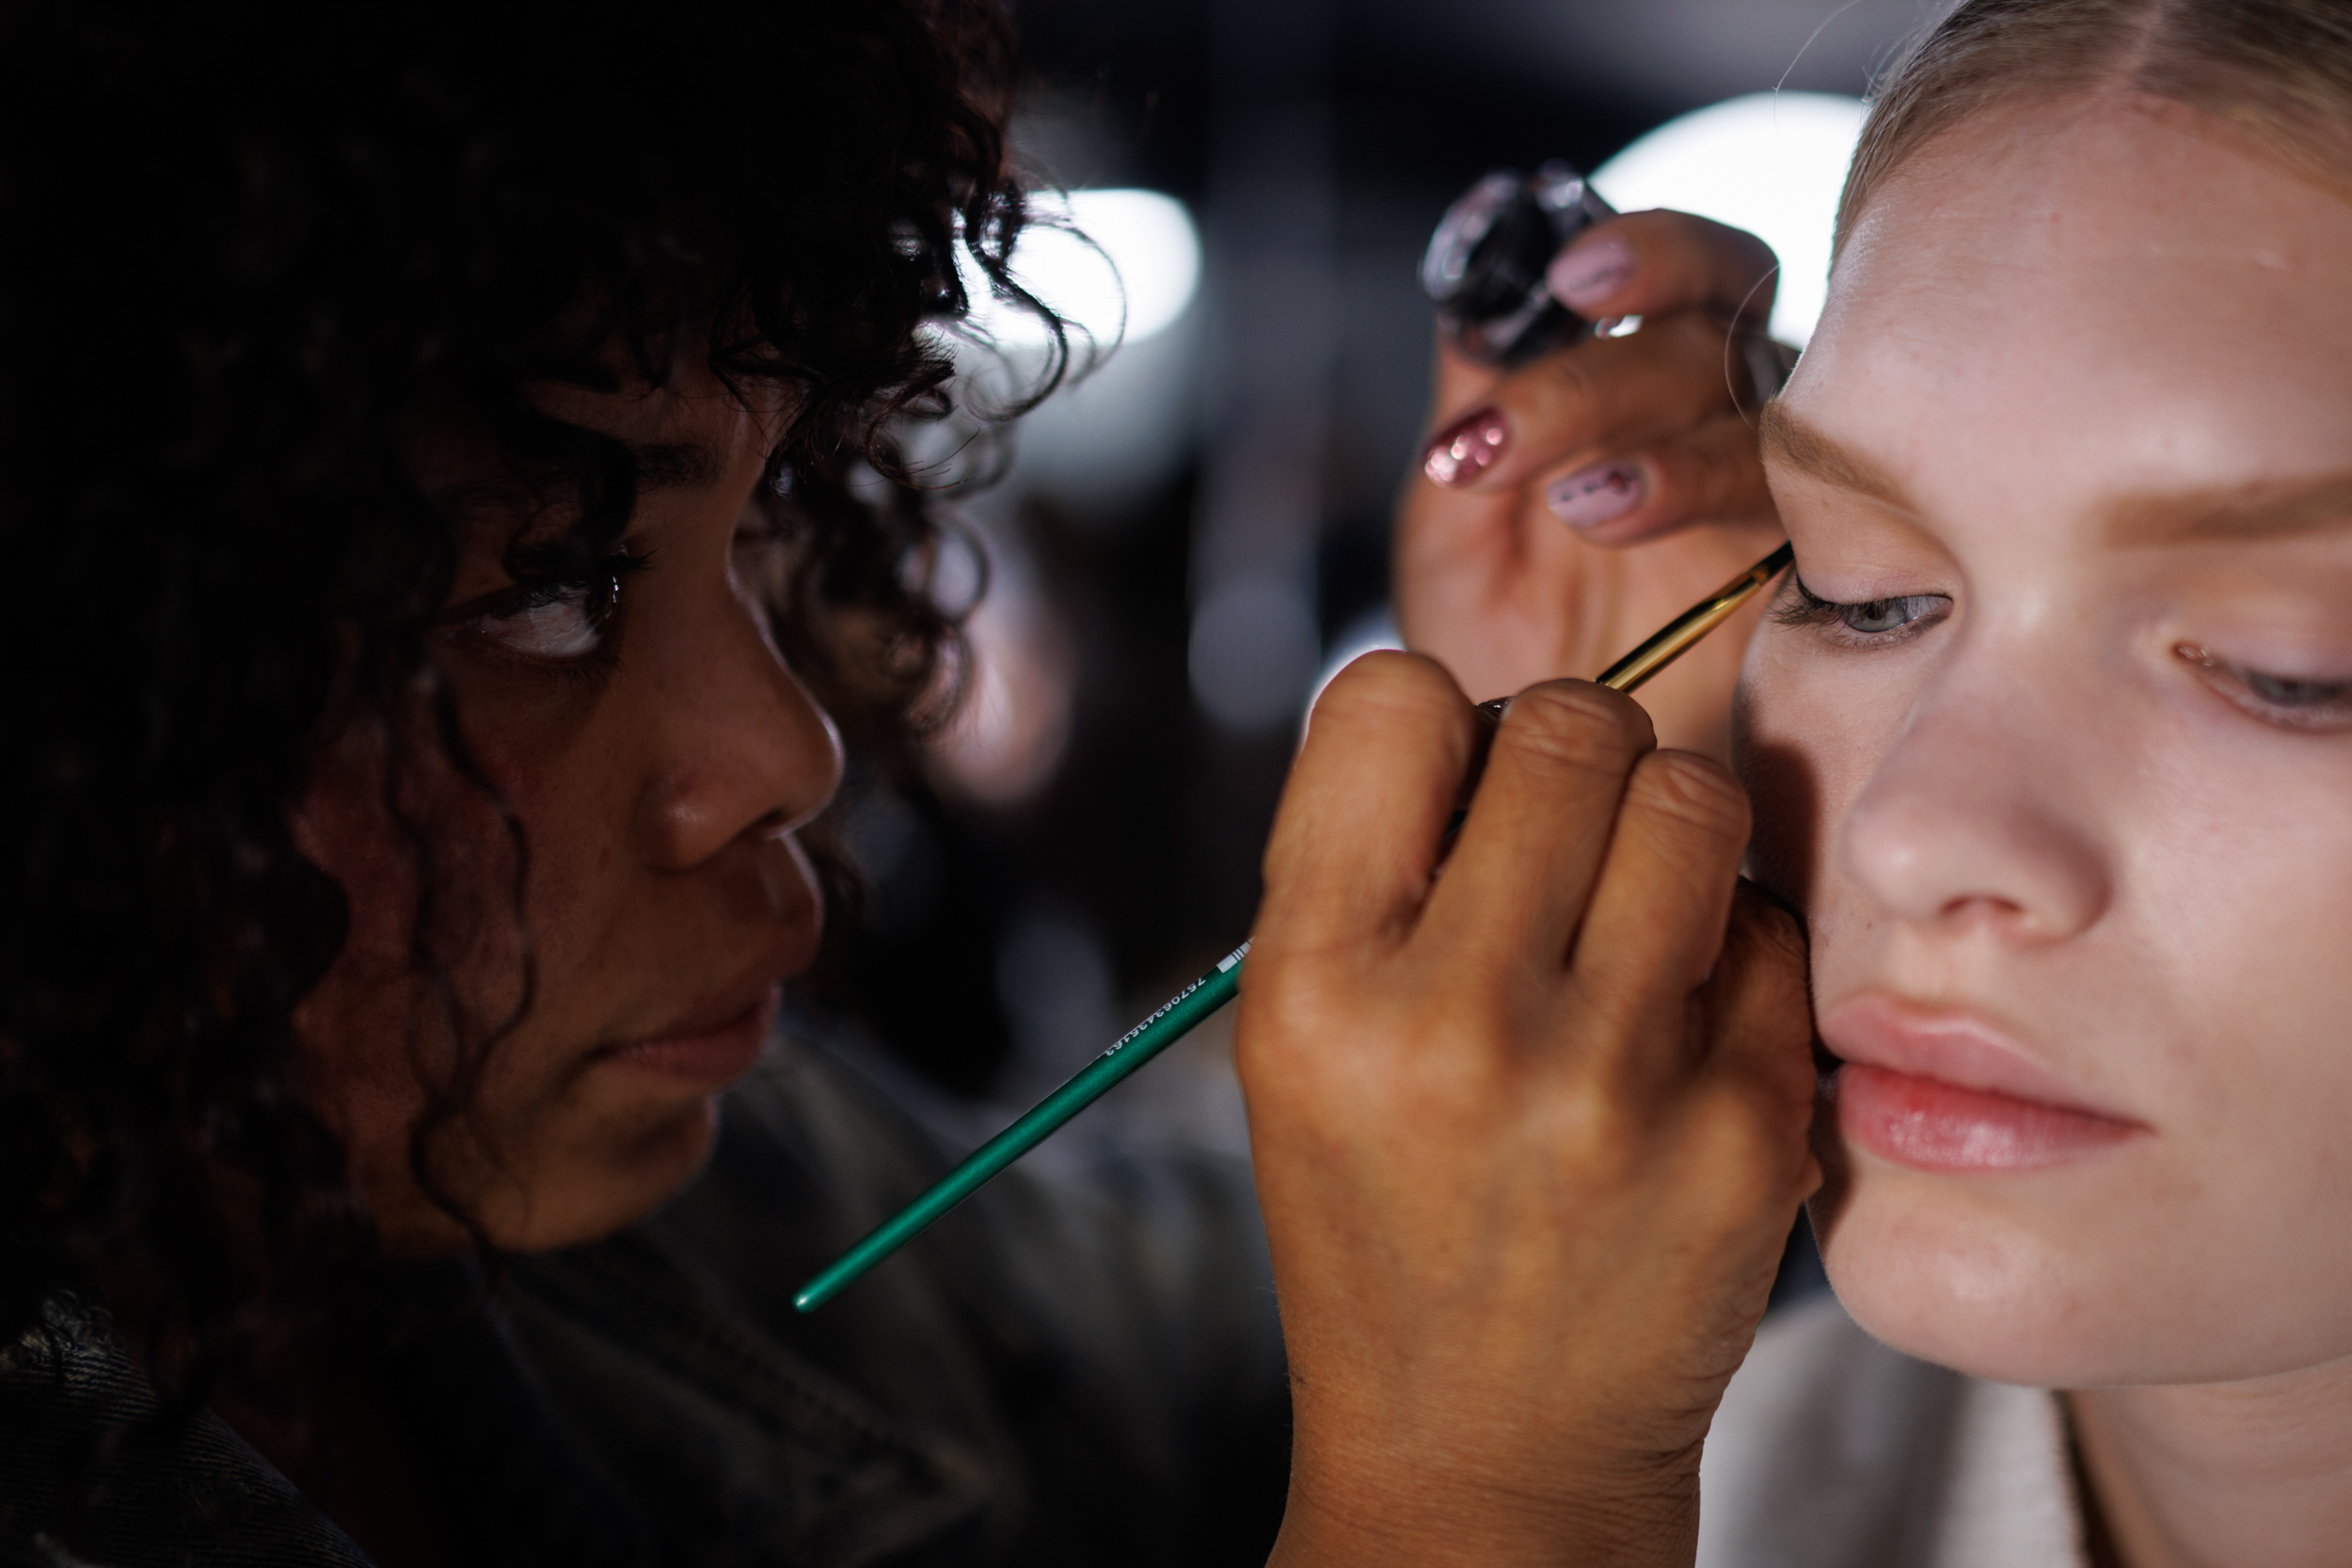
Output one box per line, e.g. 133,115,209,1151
1773,574,1949,643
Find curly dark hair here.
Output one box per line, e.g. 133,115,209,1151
0,0,1051,1415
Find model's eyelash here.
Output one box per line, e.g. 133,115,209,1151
1771,574,1843,629
1772,573,1951,646
2175,643,2352,732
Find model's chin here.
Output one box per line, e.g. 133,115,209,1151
1815,1188,2104,1385
1812,1161,2352,1388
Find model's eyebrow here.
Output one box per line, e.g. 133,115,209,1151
1761,405,2352,547
628,439,727,492
2105,473,2352,546
1757,403,1915,512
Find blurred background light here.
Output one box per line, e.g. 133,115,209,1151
961,187,1204,350
928,547,1076,806
1189,576,1324,733
838,0,1940,1147
1589,90,1867,345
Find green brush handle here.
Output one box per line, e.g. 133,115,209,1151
794,942,1250,1312
792,539,1798,1313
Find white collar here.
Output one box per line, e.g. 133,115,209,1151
1697,1294,2090,1568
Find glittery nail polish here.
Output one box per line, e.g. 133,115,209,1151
1423,407,1509,487
1546,461,1643,530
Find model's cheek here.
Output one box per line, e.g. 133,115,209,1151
1733,637,1875,914
1731,687,1823,914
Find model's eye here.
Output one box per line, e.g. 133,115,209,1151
2242,669,2352,708
1774,577,1951,646
1838,597,1939,635
2177,644,2352,730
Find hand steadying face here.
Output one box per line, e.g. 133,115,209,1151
1741,91,2352,1386
294,366,841,1255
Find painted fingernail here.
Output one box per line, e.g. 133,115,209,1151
1546,461,1644,530
1423,407,1509,487
1547,234,1636,311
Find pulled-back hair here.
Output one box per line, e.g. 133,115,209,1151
0,0,1047,1415
1839,0,2352,258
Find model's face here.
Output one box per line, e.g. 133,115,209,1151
1742,94,2352,1386
294,365,840,1254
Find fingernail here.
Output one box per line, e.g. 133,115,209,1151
1422,407,1509,487
1548,234,1636,311
1546,461,1643,530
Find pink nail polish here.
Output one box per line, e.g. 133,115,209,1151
1546,461,1643,530
1547,234,1636,311
1423,407,1509,487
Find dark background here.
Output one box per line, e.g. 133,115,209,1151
823,0,1945,1106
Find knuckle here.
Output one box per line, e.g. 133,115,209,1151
1499,680,1652,772
1543,1076,1645,1182
1236,964,1379,1090
1695,1085,1807,1181
1628,751,1751,844
1533,344,1606,426
1722,888,1810,988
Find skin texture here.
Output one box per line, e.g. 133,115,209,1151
1390,87,2352,1568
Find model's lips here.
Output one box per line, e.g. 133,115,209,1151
1821,993,2146,1173
599,983,781,1086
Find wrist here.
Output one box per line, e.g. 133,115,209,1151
1271,1431,1700,1568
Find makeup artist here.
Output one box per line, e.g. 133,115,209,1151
0,0,1827,1564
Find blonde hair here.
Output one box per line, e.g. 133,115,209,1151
1836,0,2352,257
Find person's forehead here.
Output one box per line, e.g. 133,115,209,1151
1787,93,2352,531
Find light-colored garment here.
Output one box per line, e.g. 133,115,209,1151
1697,1294,2092,1568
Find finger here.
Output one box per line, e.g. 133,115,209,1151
1546,210,1779,328
1569,750,1752,1065
1424,679,1654,974
1260,651,1478,958
1536,412,1780,546
1429,328,1509,430
1698,881,1816,1086
1428,211,1773,431
1420,309,1740,495
1681,886,1822,1205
